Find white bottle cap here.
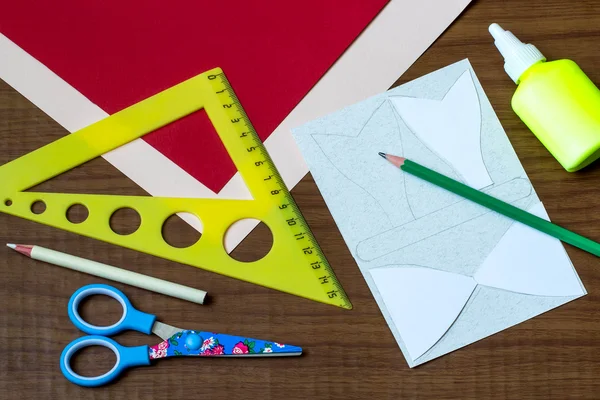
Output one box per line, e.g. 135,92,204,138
489,23,546,84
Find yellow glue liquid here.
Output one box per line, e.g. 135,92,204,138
490,24,600,171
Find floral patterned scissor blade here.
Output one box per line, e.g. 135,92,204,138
150,330,303,359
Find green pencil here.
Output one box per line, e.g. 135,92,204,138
379,152,600,257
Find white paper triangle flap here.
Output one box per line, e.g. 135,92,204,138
370,266,476,360
474,202,584,297
390,71,492,190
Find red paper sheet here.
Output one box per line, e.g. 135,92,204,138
0,1,387,192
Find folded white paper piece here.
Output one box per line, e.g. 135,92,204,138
391,71,493,189
0,0,471,251
292,59,586,367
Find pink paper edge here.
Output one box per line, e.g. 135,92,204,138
0,0,471,252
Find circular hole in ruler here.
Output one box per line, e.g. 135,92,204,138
227,219,273,263
110,208,141,235
67,204,89,224
30,200,46,215
69,344,117,378
162,213,203,248
4,199,12,207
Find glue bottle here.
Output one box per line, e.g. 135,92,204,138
489,23,600,172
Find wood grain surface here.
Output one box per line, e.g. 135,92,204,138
1,1,600,398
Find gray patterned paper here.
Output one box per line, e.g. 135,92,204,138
292,59,585,367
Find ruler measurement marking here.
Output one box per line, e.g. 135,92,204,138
211,74,350,309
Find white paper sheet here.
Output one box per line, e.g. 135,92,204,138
292,59,586,367
371,267,477,360
391,71,493,189
0,0,471,251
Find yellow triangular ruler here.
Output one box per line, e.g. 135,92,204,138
0,68,352,309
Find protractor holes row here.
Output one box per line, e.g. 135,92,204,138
4,199,202,249
5,199,91,223
4,199,273,259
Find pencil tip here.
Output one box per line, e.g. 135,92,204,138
7,244,33,257
378,152,386,159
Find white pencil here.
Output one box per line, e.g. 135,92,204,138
7,244,207,304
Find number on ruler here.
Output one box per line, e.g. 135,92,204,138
209,73,351,309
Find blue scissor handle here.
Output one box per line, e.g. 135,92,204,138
68,284,156,336
60,336,151,387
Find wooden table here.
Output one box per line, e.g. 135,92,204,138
1,1,599,398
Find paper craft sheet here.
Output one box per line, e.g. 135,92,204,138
0,0,472,250
292,59,586,367
0,0,388,192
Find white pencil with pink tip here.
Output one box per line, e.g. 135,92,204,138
7,243,207,304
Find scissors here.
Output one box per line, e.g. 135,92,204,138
60,284,303,387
